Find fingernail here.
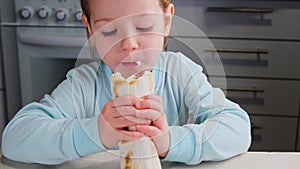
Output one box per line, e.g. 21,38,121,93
136,125,143,130
128,126,136,131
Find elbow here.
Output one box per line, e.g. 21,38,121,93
227,110,252,155
1,128,19,162
1,124,31,164
236,113,252,154
243,117,252,152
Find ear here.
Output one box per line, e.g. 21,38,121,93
82,14,93,36
164,3,174,36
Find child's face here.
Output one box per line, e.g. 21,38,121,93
83,0,173,78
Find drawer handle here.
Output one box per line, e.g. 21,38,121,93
207,7,274,14
220,87,264,93
205,48,269,54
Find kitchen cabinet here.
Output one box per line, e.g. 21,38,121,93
208,77,300,117
209,77,300,151
249,116,297,151
170,0,300,40
168,0,300,151
168,38,300,79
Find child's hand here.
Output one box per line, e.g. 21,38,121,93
98,96,152,149
134,95,170,158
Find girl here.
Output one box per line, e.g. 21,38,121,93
2,0,251,165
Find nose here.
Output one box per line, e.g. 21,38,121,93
120,36,139,51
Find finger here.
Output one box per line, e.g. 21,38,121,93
118,130,145,140
112,116,151,128
110,106,138,118
136,125,161,137
152,113,169,131
135,109,162,121
141,94,163,104
112,96,137,108
136,97,163,113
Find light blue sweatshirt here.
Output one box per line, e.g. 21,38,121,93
2,52,251,165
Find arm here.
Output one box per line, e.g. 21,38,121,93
162,54,251,165
1,64,106,164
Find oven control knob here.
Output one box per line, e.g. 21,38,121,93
19,6,34,19
55,8,69,21
37,6,51,19
74,10,83,22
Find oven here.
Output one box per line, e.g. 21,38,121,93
1,0,87,120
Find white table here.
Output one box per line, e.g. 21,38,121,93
1,150,299,169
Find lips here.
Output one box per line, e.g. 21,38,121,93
121,61,142,67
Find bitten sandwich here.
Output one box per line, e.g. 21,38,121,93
110,71,154,98
110,71,162,169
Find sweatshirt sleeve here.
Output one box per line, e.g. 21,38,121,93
162,53,251,164
1,65,107,164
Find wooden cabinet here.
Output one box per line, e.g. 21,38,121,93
250,116,298,151
169,0,300,151
209,78,300,117
168,38,300,79
209,77,300,151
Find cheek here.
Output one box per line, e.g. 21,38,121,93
95,39,117,59
97,44,117,60
100,48,119,70
142,35,164,48
141,35,164,66
93,39,119,70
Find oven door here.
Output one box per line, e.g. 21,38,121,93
17,26,87,106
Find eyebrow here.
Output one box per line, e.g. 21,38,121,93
94,18,115,24
93,13,157,24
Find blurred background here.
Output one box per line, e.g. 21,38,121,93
1,0,300,152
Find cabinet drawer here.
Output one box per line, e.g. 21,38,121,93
249,116,297,151
167,38,300,79
210,77,300,116
172,0,300,40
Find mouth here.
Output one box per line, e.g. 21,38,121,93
121,61,142,67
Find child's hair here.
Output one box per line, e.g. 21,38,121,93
80,0,172,47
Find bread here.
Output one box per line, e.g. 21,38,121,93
119,137,162,169
110,71,162,169
110,71,154,98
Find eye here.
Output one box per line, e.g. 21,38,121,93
136,25,153,32
102,29,117,36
